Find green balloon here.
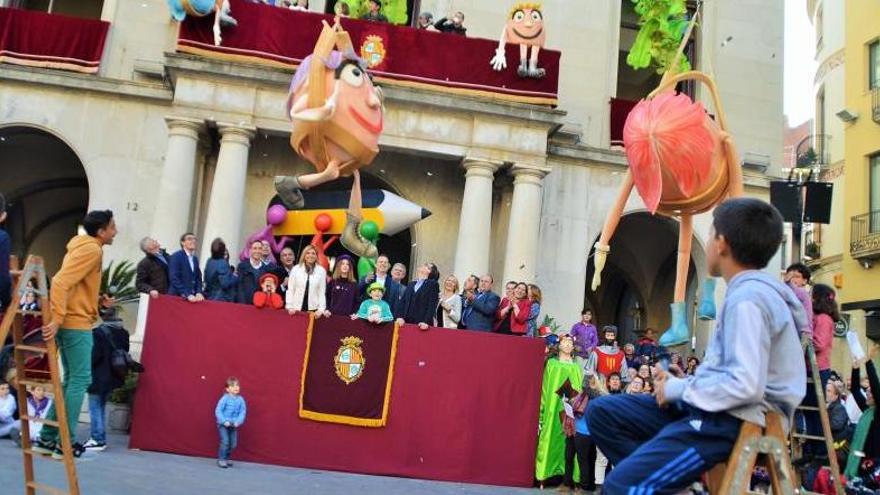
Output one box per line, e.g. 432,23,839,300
359,220,379,241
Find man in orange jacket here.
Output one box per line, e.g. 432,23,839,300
33,210,117,459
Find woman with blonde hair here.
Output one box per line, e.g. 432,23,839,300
527,284,542,337
286,244,328,318
437,274,462,329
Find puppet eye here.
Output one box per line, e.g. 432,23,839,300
530,10,542,22
512,10,525,22
340,65,365,87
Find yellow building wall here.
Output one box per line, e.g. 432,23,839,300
842,0,880,306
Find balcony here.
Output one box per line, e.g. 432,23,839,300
873,87,880,124
851,210,880,261
795,133,831,169
0,7,109,74
175,0,560,106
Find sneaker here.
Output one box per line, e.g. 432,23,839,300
217,460,229,469
31,438,56,456
9,427,21,448
52,442,85,460
226,461,233,468
82,438,107,451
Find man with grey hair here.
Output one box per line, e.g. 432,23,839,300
135,236,170,298
391,262,407,284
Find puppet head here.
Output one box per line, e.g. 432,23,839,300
506,3,546,47
623,91,728,216
259,273,279,293
288,22,384,177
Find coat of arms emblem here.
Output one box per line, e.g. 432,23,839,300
334,336,366,384
359,35,386,68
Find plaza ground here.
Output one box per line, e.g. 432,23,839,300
0,426,535,495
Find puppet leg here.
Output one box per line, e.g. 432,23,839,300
659,214,693,347
212,5,223,46
591,171,634,292
273,161,340,209
696,277,717,320
528,46,546,79
218,0,237,26
517,44,529,77
341,170,379,259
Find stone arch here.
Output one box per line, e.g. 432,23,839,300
0,125,90,274
585,211,707,344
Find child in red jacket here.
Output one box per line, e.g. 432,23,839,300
253,273,284,310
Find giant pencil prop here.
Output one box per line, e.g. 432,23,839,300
590,13,744,347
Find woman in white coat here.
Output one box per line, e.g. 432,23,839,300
286,244,328,317
436,274,462,329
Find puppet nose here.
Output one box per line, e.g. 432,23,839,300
367,90,381,109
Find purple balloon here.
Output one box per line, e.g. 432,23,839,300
267,205,288,226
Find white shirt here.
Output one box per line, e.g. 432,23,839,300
185,249,195,272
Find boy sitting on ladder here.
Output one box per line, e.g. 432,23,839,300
586,198,809,494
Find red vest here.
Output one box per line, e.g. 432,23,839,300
594,347,624,379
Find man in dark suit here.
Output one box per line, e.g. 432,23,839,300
168,232,204,302
395,263,439,329
236,240,268,304
135,236,170,298
461,274,500,331
357,254,402,309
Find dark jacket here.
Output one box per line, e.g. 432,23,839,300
136,252,170,295
0,229,10,312
357,275,402,310
827,399,851,443
396,279,439,325
462,290,500,331
326,279,358,316
434,18,466,35
168,250,202,297
236,260,268,305
204,258,238,303
88,320,130,396
852,361,880,457
271,264,293,295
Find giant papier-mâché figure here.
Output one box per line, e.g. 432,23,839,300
591,17,744,347
167,0,237,46
490,2,546,78
274,20,384,261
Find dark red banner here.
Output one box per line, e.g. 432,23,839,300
300,317,398,427
176,0,560,105
0,7,109,73
129,297,546,487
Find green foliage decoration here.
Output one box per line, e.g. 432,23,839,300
626,0,692,75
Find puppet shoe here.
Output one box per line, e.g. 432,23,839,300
341,213,379,258
219,12,237,27
274,176,305,209
696,277,717,320
517,59,528,77
659,302,689,347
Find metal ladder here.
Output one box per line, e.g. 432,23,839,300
1,255,80,495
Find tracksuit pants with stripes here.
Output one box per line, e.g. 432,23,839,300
586,393,742,495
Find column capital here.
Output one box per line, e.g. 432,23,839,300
462,158,503,179
217,123,257,146
164,116,204,138
510,164,551,185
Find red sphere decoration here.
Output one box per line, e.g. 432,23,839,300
314,213,333,232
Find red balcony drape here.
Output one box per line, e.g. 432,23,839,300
0,7,109,74
177,0,560,106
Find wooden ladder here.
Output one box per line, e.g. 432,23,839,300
789,342,845,495
706,412,796,495
1,255,80,495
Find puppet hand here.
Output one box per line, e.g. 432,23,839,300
490,47,507,71
213,24,222,46
591,243,610,291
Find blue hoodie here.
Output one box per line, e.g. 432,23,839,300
665,270,808,432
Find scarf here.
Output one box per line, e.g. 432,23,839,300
845,406,874,478
28,396,50,418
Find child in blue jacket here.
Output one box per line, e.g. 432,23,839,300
215,376,246,468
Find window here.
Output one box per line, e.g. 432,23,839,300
870,41,880,90
871,154,880,214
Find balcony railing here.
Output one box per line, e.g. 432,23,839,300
872,86,880,124
795,133,831,168
851,210,880,260
176,0,560,106
0,7,109,74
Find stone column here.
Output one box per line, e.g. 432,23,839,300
200,124,256,262
151,117,204,249
453,158,502,282
502,165,551,284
